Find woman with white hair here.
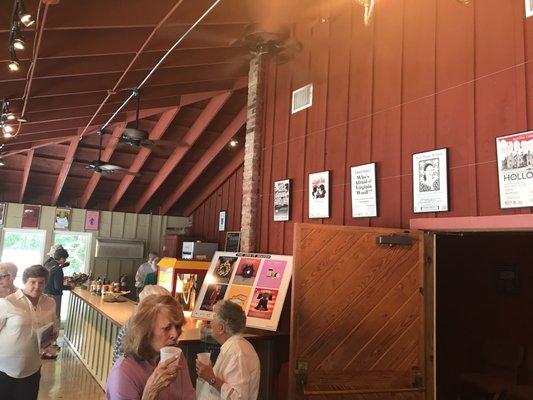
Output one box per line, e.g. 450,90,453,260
0,262,18,298
195,300,260,400
112,285,171,364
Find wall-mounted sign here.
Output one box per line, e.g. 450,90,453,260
496,131,533,209
21,205,40,228
273,179,290,221
192,251,293,331
218,211,226,232
309,171,329,218
350,163,377,218
412,148,449,213
85,210,100,230
54,207,71,230
224,231,241,252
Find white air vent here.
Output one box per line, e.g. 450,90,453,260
95,239,145,259
292,83,313,114
526,0,533,18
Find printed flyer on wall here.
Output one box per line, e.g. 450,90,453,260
412,148,449,213
192,251,293,331
350,163,377,218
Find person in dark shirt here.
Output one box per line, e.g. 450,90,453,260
44,248,72,321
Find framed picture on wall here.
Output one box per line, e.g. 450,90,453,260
21,205,41,228
218,211,227,232
309,171,330,218
225,231,241,252
496,131,533,209
350,163,377,218
412,148,449,213
526,0,533,18
54,208,71,230
0,203,6,225
85,210,100,230
273,179,290,221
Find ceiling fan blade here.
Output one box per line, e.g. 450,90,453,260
99,163,140,176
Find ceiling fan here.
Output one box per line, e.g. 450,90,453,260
85,131,139,176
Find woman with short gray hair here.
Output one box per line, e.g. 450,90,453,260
0,262,18,298
196,300,260,400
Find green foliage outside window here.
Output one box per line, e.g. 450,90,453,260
53,233,90,276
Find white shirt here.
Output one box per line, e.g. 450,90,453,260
135,261,156,287
196,335,260,400
0,289,57,378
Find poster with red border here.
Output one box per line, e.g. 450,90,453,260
192,251,293,331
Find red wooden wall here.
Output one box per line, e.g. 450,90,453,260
193,0,533,255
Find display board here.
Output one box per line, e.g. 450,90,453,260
192,251,293,331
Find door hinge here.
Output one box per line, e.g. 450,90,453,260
294,359,308,393
376,234,412,247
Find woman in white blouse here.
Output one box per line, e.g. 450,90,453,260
0,264,58,400
195,300,260,400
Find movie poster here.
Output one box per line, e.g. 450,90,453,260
21,205,40,228
54,208,71,230
309,171,329,218
273,179,290,221
192,251,293,331
496,131,533,209
350,163,377,218
412,149,449,213
526,0,533,18
85,210,99,230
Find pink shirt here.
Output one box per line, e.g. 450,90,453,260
106,354,195,400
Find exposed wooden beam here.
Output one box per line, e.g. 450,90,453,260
181,147,244,216
51,136,82,206
134,91,233,213
19,149,35,203
160,106,247,214
79,123,126,209
108,107,180,211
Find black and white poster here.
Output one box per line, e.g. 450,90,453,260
412,148,448,213
309,171,329,218
350,163,377,218
273,179,290,221
496,131,533,209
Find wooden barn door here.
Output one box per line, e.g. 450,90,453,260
290,223,431,400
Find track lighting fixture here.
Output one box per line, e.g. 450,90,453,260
8,48,20,72
10,22,25,50
0,159,4,167
229,139,239,147
17,0,34,27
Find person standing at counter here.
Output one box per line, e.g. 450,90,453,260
0,265,57,400
195,300,260,400
44,247,72,321
106,294,195,400
135,252,159,298
0,262,18,298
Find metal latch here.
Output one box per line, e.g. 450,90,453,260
376,234,412,247
294,360,308,393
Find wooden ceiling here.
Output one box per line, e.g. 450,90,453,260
0,0,298,215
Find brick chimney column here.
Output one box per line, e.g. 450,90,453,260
240,55,266,252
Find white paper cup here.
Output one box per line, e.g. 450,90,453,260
160,346,182,364
197,352,211,365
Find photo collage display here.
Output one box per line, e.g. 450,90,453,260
193,252,293,331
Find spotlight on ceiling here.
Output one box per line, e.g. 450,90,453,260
8,49,20,72
0,159,4,167
11,23,25,50
17,0,34,27
229,139,239,147
2,124,14,136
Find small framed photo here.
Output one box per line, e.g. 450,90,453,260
412,148,449,213
225,231,241,252
218,211,227,232
54,208,71,230
526,0,533,18
0,203,6,225
309,171,330,218
85,210,100,230
21,205,41,228
273,179,290,221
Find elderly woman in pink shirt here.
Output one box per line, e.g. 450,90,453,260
106,295,195,400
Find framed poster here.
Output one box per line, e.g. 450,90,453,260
0,203,6,225
526,0,533,18
85,210,100,230
412,148,449,213
273,179,290,221
54,208,71,230
309,171,329,218
21,205,40,228
496,131,533,209
225,231,241,252
350,163,377,218
218,211,226,232
192,251,293,331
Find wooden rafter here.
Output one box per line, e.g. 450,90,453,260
107,107,180,211
79,122,127,209
160,106,247,214
181,147,244,217
51,135,82,206
19,149,35,203
134,91,233,214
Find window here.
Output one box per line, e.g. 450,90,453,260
0,228,47,288
53,231,91,276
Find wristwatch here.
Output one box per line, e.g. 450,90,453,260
209,375,216,385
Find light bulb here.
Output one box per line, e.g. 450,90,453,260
8,60,20,72
13,38,25,50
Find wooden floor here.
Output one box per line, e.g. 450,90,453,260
39,339,105,400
